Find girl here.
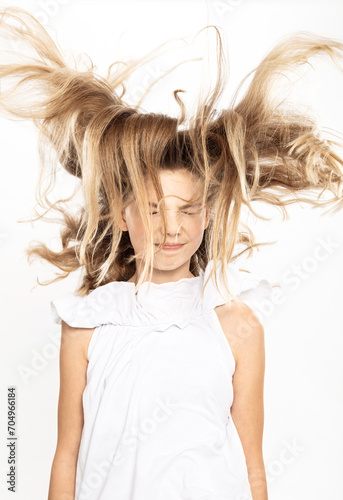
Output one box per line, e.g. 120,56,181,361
1,6,343,500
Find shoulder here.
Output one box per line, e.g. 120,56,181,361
214,299,264,366
60,320,96,363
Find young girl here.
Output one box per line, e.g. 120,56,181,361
1,6,343,500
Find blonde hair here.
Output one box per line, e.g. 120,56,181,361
0,6,343,300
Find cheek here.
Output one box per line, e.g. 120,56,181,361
126,215,148,244
133,221,148,241
187,217,206,237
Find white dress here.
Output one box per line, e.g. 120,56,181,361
50,259,272,500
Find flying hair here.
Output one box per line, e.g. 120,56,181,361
0,6,343,301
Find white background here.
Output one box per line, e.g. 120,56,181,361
0,0,342,499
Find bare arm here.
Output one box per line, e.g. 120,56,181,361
215,300,268,500
48,320,95,500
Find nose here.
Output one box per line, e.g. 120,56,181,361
159,211,183,238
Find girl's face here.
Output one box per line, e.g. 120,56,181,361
121,169,211,282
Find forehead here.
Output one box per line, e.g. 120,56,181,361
146,170,203,203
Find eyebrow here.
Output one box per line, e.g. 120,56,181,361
148,202,201,209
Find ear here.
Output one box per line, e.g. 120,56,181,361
204,204,211,230
120,208,128,231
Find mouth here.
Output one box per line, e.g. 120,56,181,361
154,243,185,251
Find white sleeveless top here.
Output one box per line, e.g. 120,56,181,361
50,259,272,500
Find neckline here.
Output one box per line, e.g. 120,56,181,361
125,275,202,287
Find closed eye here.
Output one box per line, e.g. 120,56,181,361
150,211,195,215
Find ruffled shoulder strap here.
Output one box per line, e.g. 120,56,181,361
51,291,98,328
202,260,273,323
50,282,126,328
